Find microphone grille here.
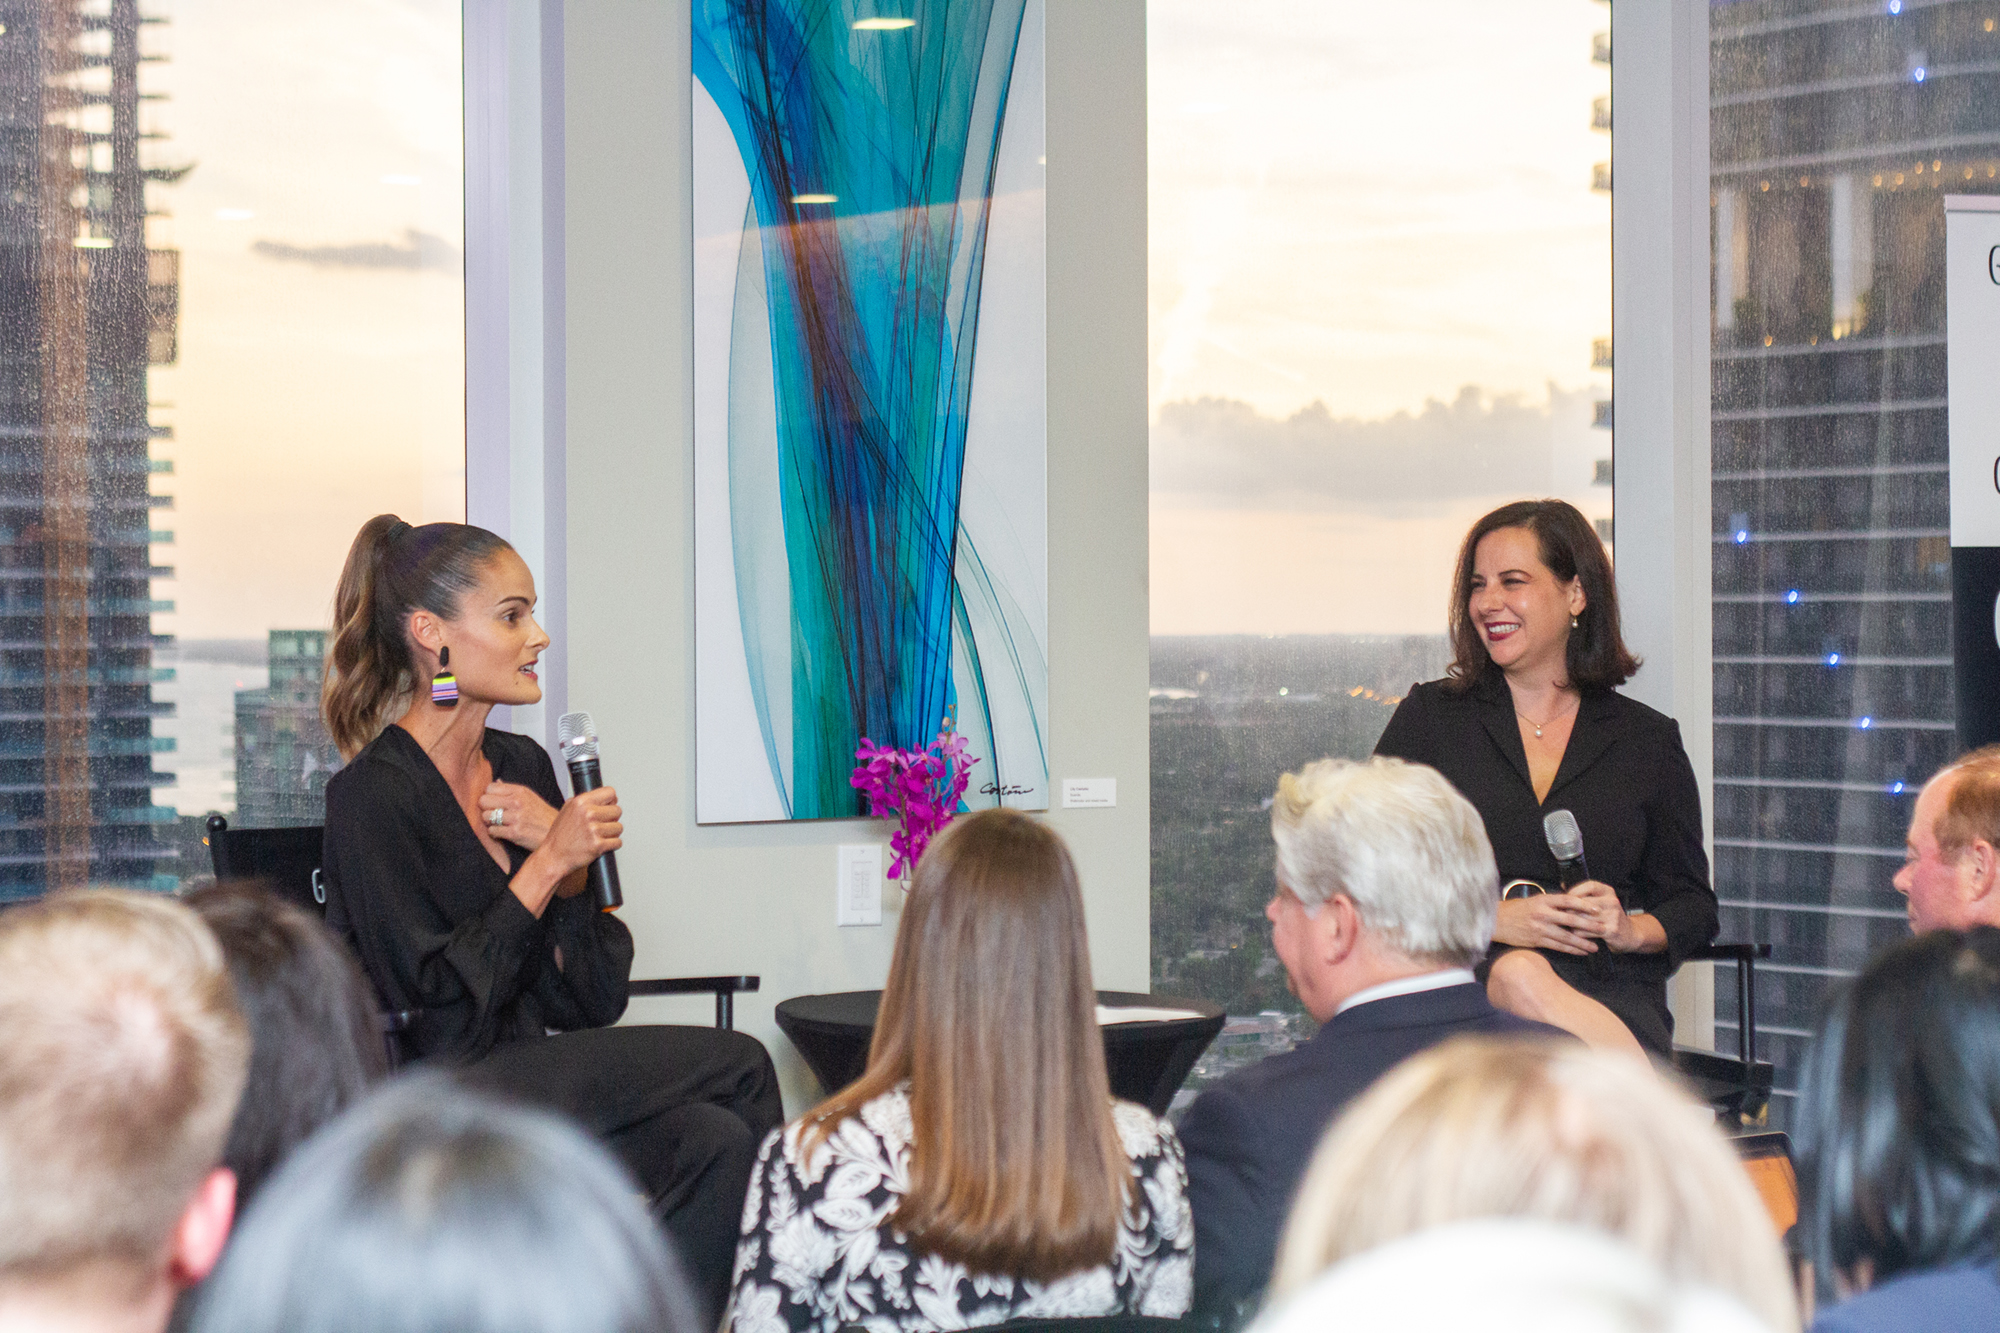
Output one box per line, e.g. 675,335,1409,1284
1543,809,1583,862
557,711,598,759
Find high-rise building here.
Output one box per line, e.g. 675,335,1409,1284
1708,0,1997,1120
0,0,179,900
234,630,340,828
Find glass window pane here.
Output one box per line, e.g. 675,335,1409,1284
0,0,464,900
1709,0,1994,1123
1148,1,1613,1089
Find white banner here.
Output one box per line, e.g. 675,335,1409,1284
1948,195,2000,546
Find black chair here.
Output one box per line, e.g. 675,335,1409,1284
205,815,761,1031
1670,941,1775,1124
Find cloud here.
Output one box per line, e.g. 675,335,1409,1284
251,227,459,272
1150,384,1603,512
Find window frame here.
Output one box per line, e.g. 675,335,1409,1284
463,0,569,756
1610,0,1716,1047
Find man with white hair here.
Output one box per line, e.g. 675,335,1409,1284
0,889,250,1333
1179,756,1565,1321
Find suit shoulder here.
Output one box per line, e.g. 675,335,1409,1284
1375,678,1470,759
1600,688,1682,738
1397,678,1461,709
1188,1032,1345,1112
1481,1011,1574,1043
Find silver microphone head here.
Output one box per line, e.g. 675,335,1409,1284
1543,808,1583,862
557,710,598,760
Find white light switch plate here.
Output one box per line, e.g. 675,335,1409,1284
836,844,884,926
1061,777,1117,808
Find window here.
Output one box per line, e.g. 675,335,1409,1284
0,0,464,901
1148,1,1613,1086
1709,0,1998,1122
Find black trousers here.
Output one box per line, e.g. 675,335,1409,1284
460,1024,782,1322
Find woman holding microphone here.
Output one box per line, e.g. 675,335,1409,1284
1373,499,1717,1057
318,515,780,1317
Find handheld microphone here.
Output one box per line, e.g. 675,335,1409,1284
1542,809,1590,891
1545,808,1613,977
557,711,622,912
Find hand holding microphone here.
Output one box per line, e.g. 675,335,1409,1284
1542,809,1651,953
558,711,624,911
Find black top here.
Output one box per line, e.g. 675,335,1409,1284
1180,983,1564,1315
323,725,633,1064
1372,673,1717,1054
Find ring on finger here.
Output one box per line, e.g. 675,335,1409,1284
486,807,505,827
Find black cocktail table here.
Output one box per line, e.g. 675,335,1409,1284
774,989,1226,1117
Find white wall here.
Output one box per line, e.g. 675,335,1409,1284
1611,0,1716,1050
560,0,1151,1112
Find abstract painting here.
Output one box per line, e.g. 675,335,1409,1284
693,0,1047,823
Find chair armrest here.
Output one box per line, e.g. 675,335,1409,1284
1681,942,1770,1067
1687,943,1772,963
628,975,761,996
627,976,761,1030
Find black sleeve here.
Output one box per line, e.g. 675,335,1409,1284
323,763,545,1061
513,738,633,1030
1371,684,1431,762
1180,1082,1278,1316
1639,721,1719,968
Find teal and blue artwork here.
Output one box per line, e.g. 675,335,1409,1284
693,0,1047,822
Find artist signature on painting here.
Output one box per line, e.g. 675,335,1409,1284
980,781,1035,798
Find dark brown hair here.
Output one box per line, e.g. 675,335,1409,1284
799,809,1130,1282
183,880,387,1210
322,515,512,758
1444,499,1639,693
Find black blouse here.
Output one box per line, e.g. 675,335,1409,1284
323,724,633,1064
1372,673,1717,1054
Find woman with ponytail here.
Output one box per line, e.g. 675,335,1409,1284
318,516,781,1321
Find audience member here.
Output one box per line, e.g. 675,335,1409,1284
0,889,250,1333
727,809,1192,1333
1894,746,2000,932
1177,755,1565,1319
187,1078,703,1333
1268,1035,1798,1332
1794,927,2000,1331
1254,1219,1777,1333
184,881,388,1209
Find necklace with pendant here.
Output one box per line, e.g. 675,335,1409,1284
1516,696,1578,740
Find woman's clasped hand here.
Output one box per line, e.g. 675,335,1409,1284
1493,882,1651,955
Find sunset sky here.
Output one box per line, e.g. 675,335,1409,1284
1147,0,1613,635
133,0,1607,647
141,0,464,644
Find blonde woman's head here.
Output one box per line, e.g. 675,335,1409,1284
1271,1036,1798,1332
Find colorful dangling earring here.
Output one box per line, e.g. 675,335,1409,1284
431,645,459,708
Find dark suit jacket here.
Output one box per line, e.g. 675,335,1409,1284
1372,673,1717,1054
1180,982,1564,1315
1813,1260,2000,1332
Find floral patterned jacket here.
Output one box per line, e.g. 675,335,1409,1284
727,1085,1195,1333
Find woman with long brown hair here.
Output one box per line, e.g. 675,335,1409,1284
1373,499,1717,1056
726,809,1194,1333
317,515,781,1321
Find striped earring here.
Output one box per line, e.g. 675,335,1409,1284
431,645,459,708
